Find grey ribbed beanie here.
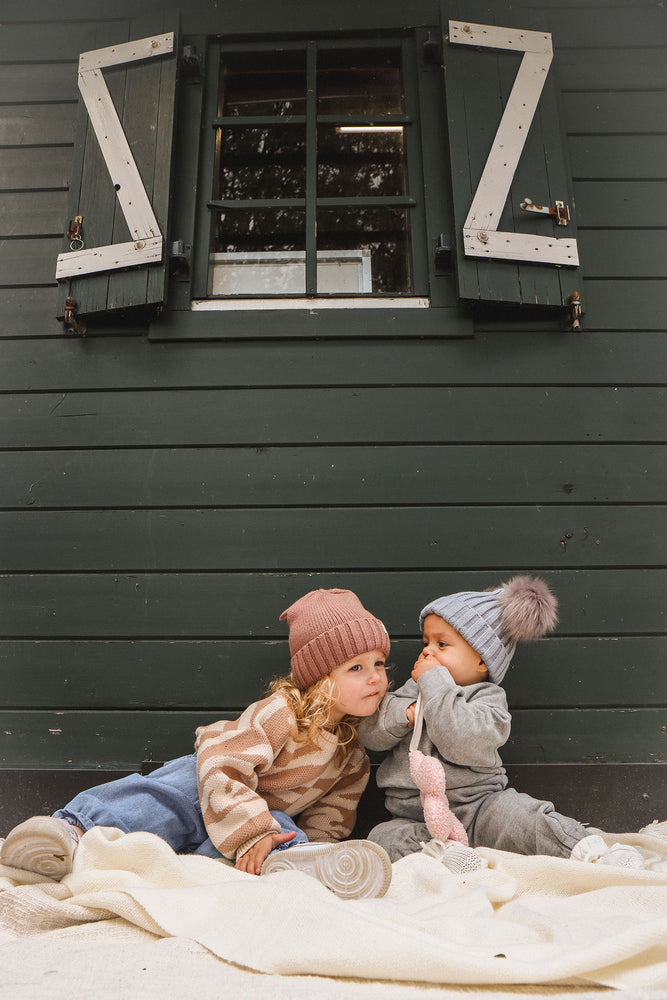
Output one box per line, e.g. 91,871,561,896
419,576,558,684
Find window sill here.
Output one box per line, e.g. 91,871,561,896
148,301,473,340
191,297,430,311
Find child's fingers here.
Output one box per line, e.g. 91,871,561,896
274,830,297,846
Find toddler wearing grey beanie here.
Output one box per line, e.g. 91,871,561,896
359,576,649,871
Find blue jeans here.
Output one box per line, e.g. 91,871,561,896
54,753,308,860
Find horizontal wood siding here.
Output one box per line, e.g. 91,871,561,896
0,0,664,821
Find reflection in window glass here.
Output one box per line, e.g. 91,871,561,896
317,126,406,198
318,208,411,294
211,42,412,296
317,49,403,116
214,208,305,254
218,127,306,200
219,52,306,117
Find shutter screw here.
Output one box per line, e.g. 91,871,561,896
463,24,471,33
135,240,146,250
477,231,489,243
152,40,159,48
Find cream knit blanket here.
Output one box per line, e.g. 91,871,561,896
1,825,666,991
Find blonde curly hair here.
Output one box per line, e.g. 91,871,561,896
267,673,360,764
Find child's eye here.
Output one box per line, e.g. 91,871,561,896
439,641,448,649
349,663,362,672
375,660,386,670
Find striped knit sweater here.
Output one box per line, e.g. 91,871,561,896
195,693,370,860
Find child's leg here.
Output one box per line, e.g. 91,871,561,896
54,753,214,855
465,787,589,857
366,817,431,862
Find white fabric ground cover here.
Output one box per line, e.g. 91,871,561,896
1,824,666,992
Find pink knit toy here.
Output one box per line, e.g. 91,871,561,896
409,694,469,845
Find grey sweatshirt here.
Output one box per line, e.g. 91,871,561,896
358,665,512,823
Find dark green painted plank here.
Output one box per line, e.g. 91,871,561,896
579,231,666,279
0,21,125,61
1,192,68,238
569,136,667,180
471,282,667,333
2,0,441,34
1,637,663,710
562,93,667,136
1,706,663,768
0,237,61,288
581,281,667,332
0,64,78,104
556,48,667,90
0,105,76,146
575,181,667,229
0,148,71,191
150,306,474,342
506,709,667,765
0,569,664,638
549,6,667,49
0,288,60,336
2,387,664,448
3,506,664,572
3,331,666,385
2,444,663,507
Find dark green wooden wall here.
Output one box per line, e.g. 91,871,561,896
0,0,665,816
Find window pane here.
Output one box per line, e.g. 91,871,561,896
214,208,305,253
317,48,403,116
211,208,307,295
317,125,407,198
317,208,411,294
217,126,306,200
220,51,306,117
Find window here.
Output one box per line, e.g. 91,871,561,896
56,8,581,333
194,38,428,303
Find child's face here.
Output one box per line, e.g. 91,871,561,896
328,649,389,722
419,615,488,687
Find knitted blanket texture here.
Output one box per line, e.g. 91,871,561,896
1,824,666,993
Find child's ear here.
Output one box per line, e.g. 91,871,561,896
477,660,489,679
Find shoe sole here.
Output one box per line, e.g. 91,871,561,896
0,816,77,879
261,839,392,900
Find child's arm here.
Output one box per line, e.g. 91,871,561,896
195,696,293,861
296,744,370,842
418,668,511,767
357,682,418,751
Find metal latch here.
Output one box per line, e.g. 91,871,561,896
520,198,570,226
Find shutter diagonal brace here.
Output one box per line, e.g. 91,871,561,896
449,21,579,268
56,33,174,281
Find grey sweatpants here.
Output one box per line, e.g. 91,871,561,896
369,787,590,862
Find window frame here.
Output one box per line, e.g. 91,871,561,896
190,34,431,304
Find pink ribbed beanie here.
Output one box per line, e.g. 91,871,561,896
280,588,390,690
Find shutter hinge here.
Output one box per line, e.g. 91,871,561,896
181,45,202,83
169,240,192,277
434,234,453,276
520,198,570,226
63,296,87,336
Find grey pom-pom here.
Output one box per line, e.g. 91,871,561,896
498,576,558,642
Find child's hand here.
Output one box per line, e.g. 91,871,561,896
406,701,416,727
235,830,296,875
412,652,436,682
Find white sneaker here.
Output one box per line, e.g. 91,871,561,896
421,838,487,873
0,816,81,878
261,839,392,899
571,834,645,869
